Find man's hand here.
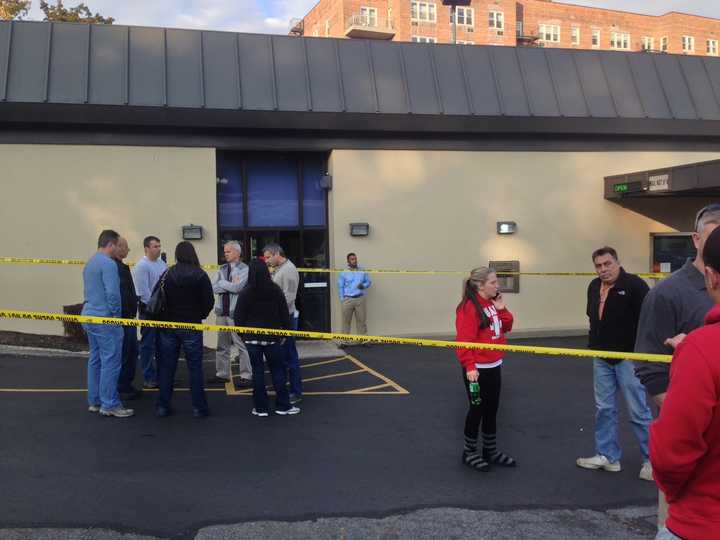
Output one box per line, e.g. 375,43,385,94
664,333,687,350
466,369,479,382
653,392,667,408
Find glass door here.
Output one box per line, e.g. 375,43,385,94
216,152,330,332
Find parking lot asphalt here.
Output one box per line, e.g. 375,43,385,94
0,336,657,538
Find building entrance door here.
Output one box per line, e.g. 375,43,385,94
217,152,330,332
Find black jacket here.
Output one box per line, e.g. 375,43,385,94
233,283,291,343
114,259,138,319
162,263,214,324
587,268,649,363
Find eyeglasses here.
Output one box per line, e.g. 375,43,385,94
695,203,720,230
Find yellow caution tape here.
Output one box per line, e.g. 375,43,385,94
0,309,672,363
0,257,668,279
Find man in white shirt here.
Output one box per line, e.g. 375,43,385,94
132,235,167,389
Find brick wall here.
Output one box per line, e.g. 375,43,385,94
298,0,720,58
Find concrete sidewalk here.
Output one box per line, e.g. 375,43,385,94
1,506,657,539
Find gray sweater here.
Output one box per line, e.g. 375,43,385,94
634,260,714,396
272,258,299,315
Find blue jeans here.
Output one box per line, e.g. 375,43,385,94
284,314,302,396
117,325,138,392
139,310,159,384
157,329,208,413
594,359,652,463
247,343,291,413
83,323,123,410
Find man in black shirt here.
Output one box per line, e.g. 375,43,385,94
113,237,141,400
576,246,653,482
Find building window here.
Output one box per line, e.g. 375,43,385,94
708,39,719,56
360,6,378,26
516,21,523,37
488,10,503,30
456,40,474,45
412,35,437,43
539,24,560,43
610,32,630,50
682,35,695,53
661,36,668,52
571,26,580,46
591,29,600,48
325,20,330,36
641,36,654,51
449,6,474,26
411,2,437,23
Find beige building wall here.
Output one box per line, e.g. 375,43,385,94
328,149,720,337
0,145,219,343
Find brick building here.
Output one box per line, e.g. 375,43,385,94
296,0,720,56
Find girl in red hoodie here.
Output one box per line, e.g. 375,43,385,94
455,267,516,471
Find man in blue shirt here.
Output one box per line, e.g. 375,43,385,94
337,253,372,346
132,235,168,389
82,229,133,418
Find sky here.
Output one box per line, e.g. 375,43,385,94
23,0,720,34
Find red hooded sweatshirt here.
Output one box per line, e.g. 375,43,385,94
650,304,720,540
455,293,514,372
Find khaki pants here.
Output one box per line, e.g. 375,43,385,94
215,315,251,380
341,296,367,337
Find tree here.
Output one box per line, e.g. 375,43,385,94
40,0,114,24
0,0,31,20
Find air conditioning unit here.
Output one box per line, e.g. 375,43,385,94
467,27,474,32
411,21,418,26
497,30,503,36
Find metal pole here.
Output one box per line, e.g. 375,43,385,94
451,4,457,44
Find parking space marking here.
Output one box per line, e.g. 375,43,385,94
0,387,227,393
227,353,409,396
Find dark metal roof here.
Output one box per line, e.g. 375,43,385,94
2,20,720,137
605,158,720,199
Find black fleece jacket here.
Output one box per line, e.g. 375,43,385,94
587,268,649,363
233,283,291,343
162,263,214,324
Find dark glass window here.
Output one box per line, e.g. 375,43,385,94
247,158,299,227
303,157,327,227
216,155,244,228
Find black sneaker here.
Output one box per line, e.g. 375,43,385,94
206,376,230,385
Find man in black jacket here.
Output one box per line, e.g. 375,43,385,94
576,246,653,482
113,237,141,400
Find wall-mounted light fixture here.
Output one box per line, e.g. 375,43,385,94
349,222,370,237
497,221,517,235
182,224,204,240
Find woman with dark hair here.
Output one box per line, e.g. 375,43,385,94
455,267,516,471
234,259,300,417
156,241,214,418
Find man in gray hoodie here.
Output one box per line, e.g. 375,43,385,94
264,243,302,404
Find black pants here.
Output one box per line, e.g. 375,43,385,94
462,365,502,440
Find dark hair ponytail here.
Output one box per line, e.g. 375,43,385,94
457,277,490,329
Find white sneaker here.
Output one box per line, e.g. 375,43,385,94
576,454,621,472
99,407,134,418
251,408,269,417
88,405,100,413
639,461,653,482
275,406,301,416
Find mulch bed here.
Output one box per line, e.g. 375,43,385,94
0,330,88,352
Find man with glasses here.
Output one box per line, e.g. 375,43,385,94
635,203,720,529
